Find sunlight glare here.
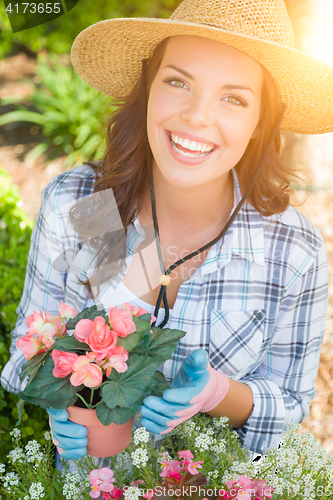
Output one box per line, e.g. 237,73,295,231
302,0,333,65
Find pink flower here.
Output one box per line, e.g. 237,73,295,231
187,460,203,475
108,306,136,338
70,354,103,387
130,480,144,487
143,491,155,500
160,453,182,479
51,314,67,337
87,317,118,360
58,301,78,319
37,322,59,349
178,450,194,460
74,318,94,342
26,309,54,336
90,468,115,499
122,303,156,325
226,477,252,492
52,350,78,378
103,346,129,377
16,335,43,360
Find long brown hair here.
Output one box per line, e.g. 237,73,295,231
70,37,297,298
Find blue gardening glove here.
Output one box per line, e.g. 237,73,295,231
141,349,229,435
47,408,88,460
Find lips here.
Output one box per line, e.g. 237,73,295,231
167,131,217,158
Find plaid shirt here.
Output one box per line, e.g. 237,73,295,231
1,164,328,455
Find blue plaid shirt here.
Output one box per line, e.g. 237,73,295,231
1,164,328,455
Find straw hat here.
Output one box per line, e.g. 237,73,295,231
71,0,333,135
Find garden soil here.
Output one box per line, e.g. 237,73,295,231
0,53,332,455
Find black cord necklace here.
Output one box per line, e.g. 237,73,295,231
141,59,287,328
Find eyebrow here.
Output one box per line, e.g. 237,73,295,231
164,64,255,95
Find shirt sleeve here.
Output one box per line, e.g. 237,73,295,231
236,239,328,454
1,179,77,394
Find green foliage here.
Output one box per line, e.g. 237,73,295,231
0,0,182,59
0,167,49,465
0,52,113,167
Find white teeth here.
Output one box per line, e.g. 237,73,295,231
170,133,214,155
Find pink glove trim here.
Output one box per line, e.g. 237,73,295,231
199,363,229,412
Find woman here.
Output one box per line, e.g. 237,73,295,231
2,0,332,462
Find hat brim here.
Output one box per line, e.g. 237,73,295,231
71,18,333,134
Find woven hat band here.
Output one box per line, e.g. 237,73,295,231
170,0,294,47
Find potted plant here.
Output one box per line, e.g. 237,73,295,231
16,301,186,457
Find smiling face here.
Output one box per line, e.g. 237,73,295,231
147,36,263,191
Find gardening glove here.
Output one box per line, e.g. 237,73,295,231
141,349,229,435
47,408,88,460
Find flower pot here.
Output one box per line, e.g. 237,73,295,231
67,406,134,458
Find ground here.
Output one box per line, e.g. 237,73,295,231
0,53,332,454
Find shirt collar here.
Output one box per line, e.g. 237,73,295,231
130,169,265,277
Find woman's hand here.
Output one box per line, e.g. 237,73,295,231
141,349,229,434
47,408,88,460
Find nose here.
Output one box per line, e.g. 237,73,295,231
180,92,215,128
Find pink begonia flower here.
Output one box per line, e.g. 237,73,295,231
143,491,155,500
103,346,129,377
108,306,136,338
52,350,78,378
187,460,203,475
219,491,232,500
130,480,144,487
160,453,182,479
122,303,156,325
50,314,67,337
74,318,94,342
70,354,103,387
249,480,273,500
178,450,194,460
58,301,78,319
87,317,118,360
90,468,115,499
16,335,42,360
226,476,252,492
26,309,54,336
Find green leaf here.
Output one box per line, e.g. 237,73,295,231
150,371,170,397
18,392,78,410
0,110,47,126
131,328,151,356
52,335,89,352
131,314,153,334
148,327,186,362
66,304,107,330
27,142,50,162
101,355,161,409
96,399,142,426
116,331,143,353
19,357,82,402
19,351,49,382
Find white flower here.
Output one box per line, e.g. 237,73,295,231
194,432,215,451
43,431,52,441
0,463,5,473
213,416,229,428
10,428,21,439
3,472,20,489
133,427,150,446
124,486,142,500
25,440,41,456
29,482,45,499
158,450,172,463
211,439,226,454
8,447,25,464
131,447,149,468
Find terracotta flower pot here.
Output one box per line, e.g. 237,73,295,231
67,406,134,458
